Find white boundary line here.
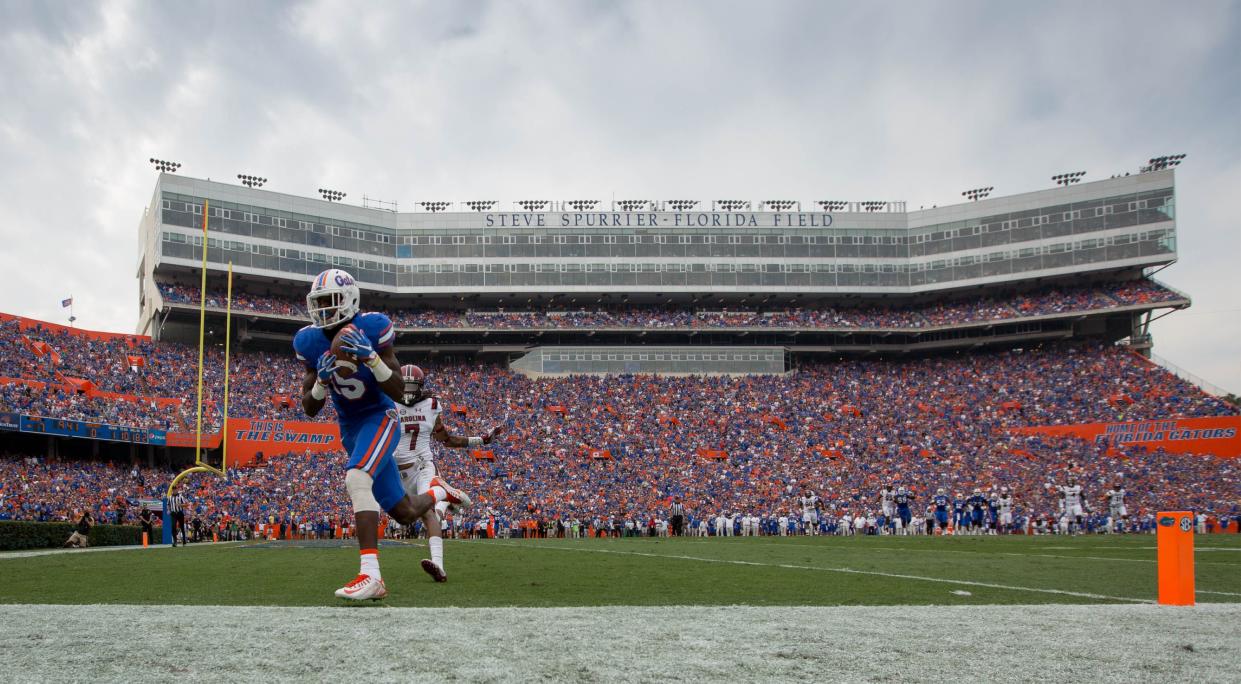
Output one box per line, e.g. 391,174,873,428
0,541,245,560
751,539,1241,566
473,540,1155,604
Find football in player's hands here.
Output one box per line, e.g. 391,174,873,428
329,324,360,377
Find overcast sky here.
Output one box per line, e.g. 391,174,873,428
0,0,1237,392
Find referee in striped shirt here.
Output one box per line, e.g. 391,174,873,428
669,499,686,537
169,487,189,547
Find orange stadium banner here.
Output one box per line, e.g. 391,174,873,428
697,448,728,460
1011,416,1241,458
223,418,342,466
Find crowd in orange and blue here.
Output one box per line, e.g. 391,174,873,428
0,291,1237,532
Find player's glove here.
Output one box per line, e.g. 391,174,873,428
315,351,338,384
339,328,376,362
310,352,336,400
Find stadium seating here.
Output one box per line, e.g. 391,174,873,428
1,305,1236,533
156,279,1184,330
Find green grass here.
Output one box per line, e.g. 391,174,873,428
3,534,1238,608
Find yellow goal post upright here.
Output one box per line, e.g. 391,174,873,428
164,199,232,542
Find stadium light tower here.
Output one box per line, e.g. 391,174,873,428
419,201,451,212
763,200,798,212
1051,171,1085,187
617,200,649,212
714,200,750,212
149,158,181,173
817,200,848,212
318,188,346,202
667,200,698,211
237,174,267,188
961,187,993,202
567,200,599,211
1144,154,1186,172
517,200,549,211
860,201,888,212
465,200,496,212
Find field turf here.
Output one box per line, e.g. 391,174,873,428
3,535,1240,682
2,533,1238,607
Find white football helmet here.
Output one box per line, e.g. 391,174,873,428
307,269,360,328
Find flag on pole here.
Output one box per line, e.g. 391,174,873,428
61,297,73,308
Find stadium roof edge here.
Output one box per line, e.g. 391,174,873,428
152,168,1175,225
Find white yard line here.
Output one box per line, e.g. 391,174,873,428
747,538,1236,566
2,603,1238,683
0,541,244,560
476,540,1155,604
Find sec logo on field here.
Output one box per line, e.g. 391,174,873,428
1180,518,1193,532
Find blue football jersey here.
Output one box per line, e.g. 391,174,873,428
895,493,914,508
293,312,397,425
933,495,949,511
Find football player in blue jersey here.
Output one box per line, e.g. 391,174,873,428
967,488,988,535
932,488,951,533
295,269,472,601
893,486,915,536
952,494,967,534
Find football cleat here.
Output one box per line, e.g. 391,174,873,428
334,574,387,601
421,559,447,583
430,476,472,508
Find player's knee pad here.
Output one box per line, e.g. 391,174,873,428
345,468,381,513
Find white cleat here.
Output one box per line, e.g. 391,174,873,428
334,574,387,601
430,476,472,509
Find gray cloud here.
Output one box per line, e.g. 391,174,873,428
0,0,1236,391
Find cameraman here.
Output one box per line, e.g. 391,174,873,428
63,510,93,548
138,506,156,543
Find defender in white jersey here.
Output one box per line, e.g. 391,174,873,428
393,364,503,581
879,485,896,518
997,486,1015,533
1104,483,1127,532
1060,477,1086,531
799,490,822,535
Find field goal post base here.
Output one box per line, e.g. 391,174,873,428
162,465,221,545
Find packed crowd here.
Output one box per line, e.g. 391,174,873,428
157,279,1183,331
0,316,321,430
2,332,1237,532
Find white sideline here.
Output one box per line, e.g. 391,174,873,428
752,539,1237,566
0,541,244,560
478,540,1156,603
1,603,1238,683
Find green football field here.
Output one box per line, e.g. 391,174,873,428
2,533,1238,607
4,535,1240,682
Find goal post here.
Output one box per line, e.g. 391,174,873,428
163,202,233,542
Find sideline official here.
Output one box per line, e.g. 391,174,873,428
169,487,189,546
669,499,686,537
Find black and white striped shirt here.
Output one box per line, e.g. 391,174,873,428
169,494,187,514
669,503,686,518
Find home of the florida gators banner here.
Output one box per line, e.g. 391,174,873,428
1011,416,1240,458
